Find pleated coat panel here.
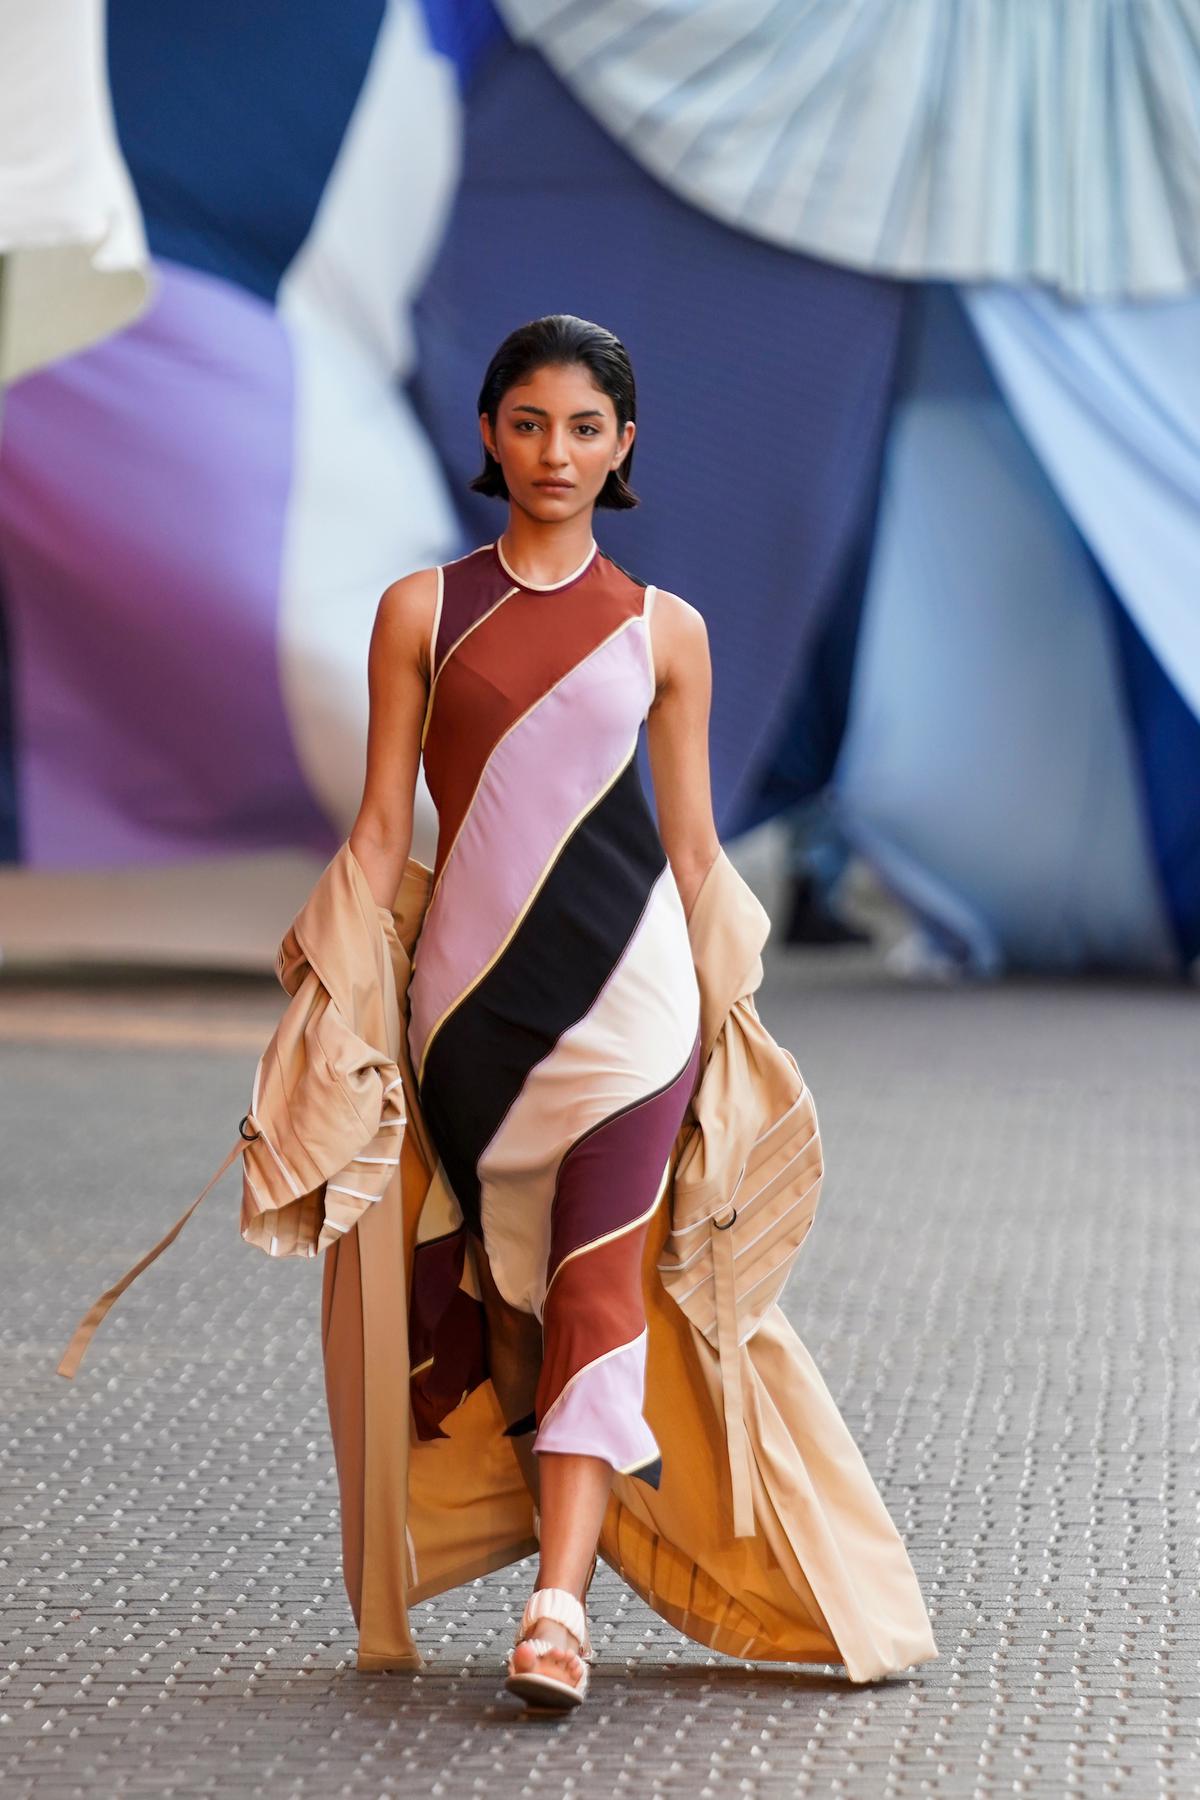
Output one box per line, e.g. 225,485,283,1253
320,842,937,1681
56,837,937,1684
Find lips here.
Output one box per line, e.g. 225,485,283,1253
534,480,573,490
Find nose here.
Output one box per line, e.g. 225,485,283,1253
540,426,570,467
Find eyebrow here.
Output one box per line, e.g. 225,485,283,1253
510,404,606,420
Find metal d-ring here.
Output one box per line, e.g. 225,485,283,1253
713,1207,737,1231
238,1113,261,1142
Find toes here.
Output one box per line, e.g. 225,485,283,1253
511,1642,582,1683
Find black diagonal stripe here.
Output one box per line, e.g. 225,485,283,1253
418,753,667,1235
629,1454,662,1491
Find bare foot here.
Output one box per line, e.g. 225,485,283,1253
510,1616,586,1689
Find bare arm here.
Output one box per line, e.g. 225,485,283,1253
347,567,438,912
646,590,722,922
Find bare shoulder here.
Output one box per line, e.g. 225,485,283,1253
372,565,441,682
649,587,711,694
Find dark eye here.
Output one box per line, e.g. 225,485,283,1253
576,424,599,436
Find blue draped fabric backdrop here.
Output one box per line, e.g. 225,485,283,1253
0,0,1195,974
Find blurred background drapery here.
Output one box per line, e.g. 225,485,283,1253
0,0,150,384
1,0,1197,975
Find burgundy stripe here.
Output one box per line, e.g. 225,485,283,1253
423,551,644,880
545,1029,701,1286
431,544,510,675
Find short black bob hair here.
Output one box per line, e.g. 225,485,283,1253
470,313,639,510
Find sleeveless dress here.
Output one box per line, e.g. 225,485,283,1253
406,536,702,1486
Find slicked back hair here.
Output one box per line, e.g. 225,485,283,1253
470,313,639,510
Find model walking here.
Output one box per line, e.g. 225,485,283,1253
347,314,720,1709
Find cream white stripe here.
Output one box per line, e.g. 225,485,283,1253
642,585,658,694
475,866,699,1315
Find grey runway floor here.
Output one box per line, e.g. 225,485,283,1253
1,950,1197,1797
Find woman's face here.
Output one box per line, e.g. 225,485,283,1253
480,361,635,522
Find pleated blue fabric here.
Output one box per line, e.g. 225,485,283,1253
494,0,1200,300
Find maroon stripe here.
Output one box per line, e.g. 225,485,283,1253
423,552,645,883
545,1030,701,1288
431,544,510,676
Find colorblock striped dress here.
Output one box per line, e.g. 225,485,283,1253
407,536,702,1485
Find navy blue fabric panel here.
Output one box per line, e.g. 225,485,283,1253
728,417,889,837
0,580,18,863
107,0,386,302
408,40,904,833
1103,576,1200,966
417,0,506,85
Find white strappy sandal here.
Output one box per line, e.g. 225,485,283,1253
504,1585,595,1710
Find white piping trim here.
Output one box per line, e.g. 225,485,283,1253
642,585,658,698
419,564,445,747
543,1159,669,1305
421,579,519,751
417,734,639,1083
421,613,642,924
495,534,597,591
254,1121,304,1200
535,1326,649,1438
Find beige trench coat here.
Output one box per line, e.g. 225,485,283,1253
59,841,937,1684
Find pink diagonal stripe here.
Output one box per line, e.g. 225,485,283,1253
533,1329,659,1472
408,620,652,1069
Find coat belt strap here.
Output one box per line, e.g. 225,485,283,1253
711,1215,755,1537
56,1137,249,1380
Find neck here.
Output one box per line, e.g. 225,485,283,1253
498,510,596,587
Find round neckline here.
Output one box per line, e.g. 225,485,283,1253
493,535,598,593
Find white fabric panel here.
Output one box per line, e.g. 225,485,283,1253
833,289,1176,975
0,0,150,380
964,284,1200,723
276,0,464,859
494,0,1200,301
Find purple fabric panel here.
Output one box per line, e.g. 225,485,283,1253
547,1030,701,1282
532,1328,658,1470
0,257,335,867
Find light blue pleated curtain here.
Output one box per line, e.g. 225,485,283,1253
493,0,1200,302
